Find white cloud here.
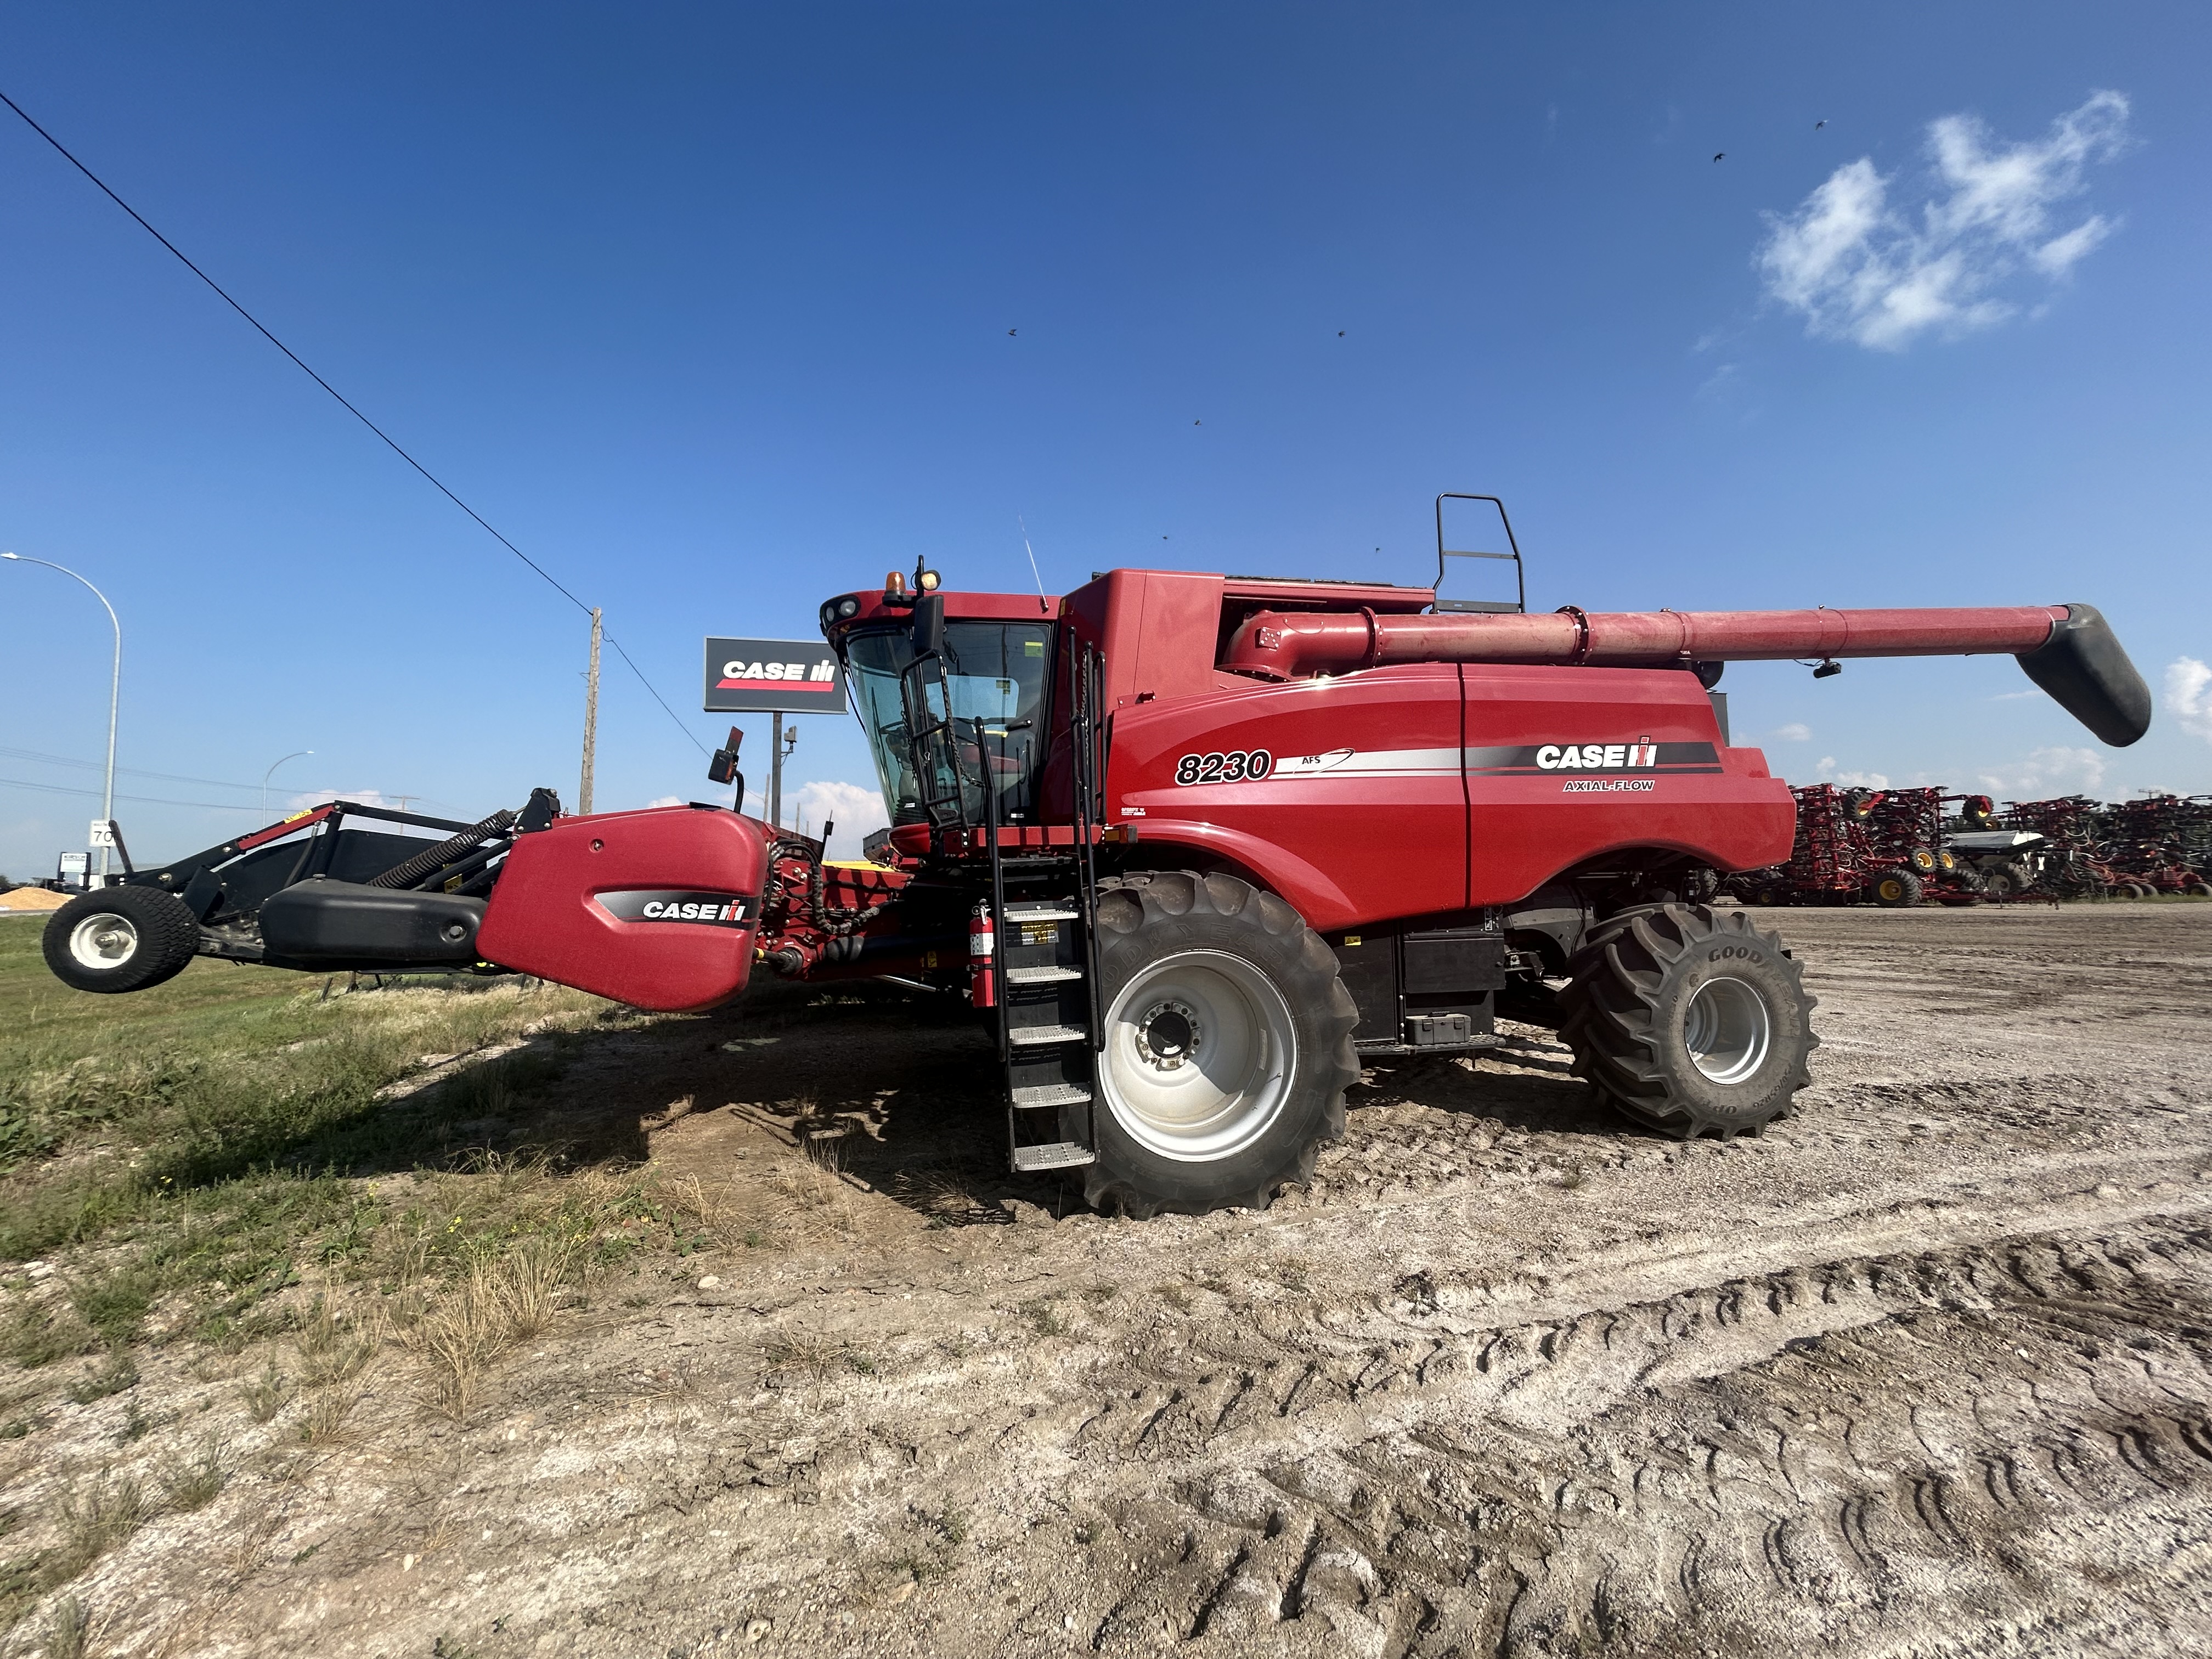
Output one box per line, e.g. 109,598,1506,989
1810,757,1889,788
1756,91,2130,350
2166,657,2212,744
788,780,888,861
646,794,685,809
1972,746,2107,797
1766,723,1813,743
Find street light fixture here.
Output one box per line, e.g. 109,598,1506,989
262,751,314,819
2,552,122,882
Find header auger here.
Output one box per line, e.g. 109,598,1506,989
40,497,2152,1218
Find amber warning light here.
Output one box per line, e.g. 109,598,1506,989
701,635,849,714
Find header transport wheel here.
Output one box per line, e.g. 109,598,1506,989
1085,872,1358,1218
1558,902,1818,1140
42,885,201,995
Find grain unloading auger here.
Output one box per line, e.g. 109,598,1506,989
40,498,2151,1218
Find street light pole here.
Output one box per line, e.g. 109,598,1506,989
262,751,313,820
2,552,122,882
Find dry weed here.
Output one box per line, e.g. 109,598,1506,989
295,1298,385,1389
402,1235,580,1420
296,1388,360,1444
765,1138,857,1239
761,1329,872,1381
898,1166,990,1226
158,1437,228,1511
664,1173,751,1250
497,1234,577,1340
240,1358,289,1424
42,1595,89,1659
54,1472,149,1575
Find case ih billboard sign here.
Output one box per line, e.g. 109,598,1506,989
702,636,848,714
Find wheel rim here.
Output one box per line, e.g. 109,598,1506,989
67,911,139,972
1683,975,1771,1086
1101,949,1296,1162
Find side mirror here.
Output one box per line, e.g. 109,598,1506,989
912,592,945,659
707,725,743,786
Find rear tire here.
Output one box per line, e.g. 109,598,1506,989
1084,872,1357,1218
42,885,200,994
1871,868,1923,907
1559,903,1817,1140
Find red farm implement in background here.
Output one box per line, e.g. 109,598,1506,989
36,494,2157,1217
1997,795,2123,898
1730,785,1984,908
2094,794,2212,896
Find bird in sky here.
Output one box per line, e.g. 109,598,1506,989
1194,419,1201,426
1007,328,1017,336
1814,120,1827,129
1338,330,1346,337
1712,151,1725,162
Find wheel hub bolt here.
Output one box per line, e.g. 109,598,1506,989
1135,1000,1202,1071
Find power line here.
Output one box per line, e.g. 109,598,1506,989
0,87,708,757
0,743,265,793
1,774,281,812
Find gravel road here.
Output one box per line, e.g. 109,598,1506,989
20,901,2212,1658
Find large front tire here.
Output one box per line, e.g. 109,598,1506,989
1558,903,1817,1140
1084,872,1357,1217
42,885,201,994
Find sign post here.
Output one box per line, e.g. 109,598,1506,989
703,637,849,828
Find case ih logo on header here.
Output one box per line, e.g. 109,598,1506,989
595,890,759,928
702,636,848,714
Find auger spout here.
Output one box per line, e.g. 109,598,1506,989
1220,601,2151,746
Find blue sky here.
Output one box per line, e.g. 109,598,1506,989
3,3,2207,877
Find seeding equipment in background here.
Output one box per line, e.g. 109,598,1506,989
39,496,2155,1216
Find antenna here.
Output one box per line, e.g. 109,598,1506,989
1018,516,1049,614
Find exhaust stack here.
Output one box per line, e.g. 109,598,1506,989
1220,601,2151,747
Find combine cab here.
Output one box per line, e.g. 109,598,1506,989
41,496,2154,1217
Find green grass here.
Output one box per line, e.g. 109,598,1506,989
0,917,647,1355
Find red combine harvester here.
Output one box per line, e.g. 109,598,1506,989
40,501,2153,1216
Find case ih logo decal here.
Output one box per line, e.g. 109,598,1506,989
595,890,759,928
718,659,836,689
1466,741,1722,776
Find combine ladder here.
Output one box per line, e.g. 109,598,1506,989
981,645,1108,1173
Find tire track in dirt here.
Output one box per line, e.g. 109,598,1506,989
1040,1217,2212,1656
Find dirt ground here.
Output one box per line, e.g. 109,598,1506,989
12,900,2212,1658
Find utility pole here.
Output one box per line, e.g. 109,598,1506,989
579,607,602,815
769,718,795,827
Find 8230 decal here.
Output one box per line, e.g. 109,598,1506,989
1173,749,1273,785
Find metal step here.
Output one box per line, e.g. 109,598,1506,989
1011,1142,1097,1171
1004,905,1078,922
1012,1081,1092,1110
1009,1023,1088,1047
1006,964,1083,986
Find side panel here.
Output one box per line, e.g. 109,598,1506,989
476,806,768,1012
1105,665,1468,932
1461,664,1795,902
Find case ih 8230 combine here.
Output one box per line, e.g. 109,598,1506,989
41,501,2152,1216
